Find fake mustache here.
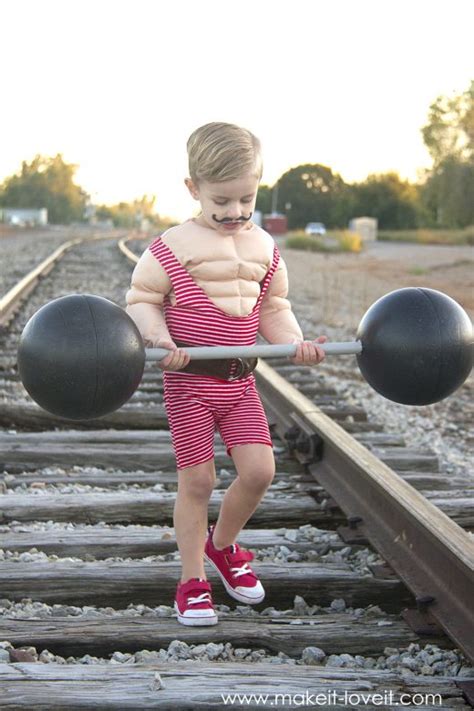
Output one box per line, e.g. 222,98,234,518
212,212,253,224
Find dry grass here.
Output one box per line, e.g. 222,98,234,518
279,240,474,331
378,227,474,245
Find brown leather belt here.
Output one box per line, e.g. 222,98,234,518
173,340,258,381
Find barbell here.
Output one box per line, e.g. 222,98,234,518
17,287,472,420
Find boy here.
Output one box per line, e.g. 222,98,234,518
126,122,325,625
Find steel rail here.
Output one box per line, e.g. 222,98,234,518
119,235,474,661
0,233,111,327
255,360,474,663
118,236,140,264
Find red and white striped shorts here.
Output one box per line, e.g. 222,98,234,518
163,372,273,470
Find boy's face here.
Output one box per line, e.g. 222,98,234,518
185,173,259,235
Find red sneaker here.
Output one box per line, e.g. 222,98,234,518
174,578,218,626
204,525,265,605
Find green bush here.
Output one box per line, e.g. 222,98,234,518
378,227,474,245
286,231,362,253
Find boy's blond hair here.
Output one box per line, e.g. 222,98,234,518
187,122,263,184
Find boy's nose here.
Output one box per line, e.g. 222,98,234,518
226,205,241,220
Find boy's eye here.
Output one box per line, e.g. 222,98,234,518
214,198,253,206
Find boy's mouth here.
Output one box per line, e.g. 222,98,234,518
221,222,241,230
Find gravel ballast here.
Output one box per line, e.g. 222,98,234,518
0,597,472,677
1,229,472,684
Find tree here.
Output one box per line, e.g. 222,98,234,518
0,154,88,224
274,164,347,229
255,184,272,215
96,195,159,228
421,80,473,165
420,81,474,227
420,158,474,228
350,173,421,229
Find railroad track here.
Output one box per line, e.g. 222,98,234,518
0,232,473,709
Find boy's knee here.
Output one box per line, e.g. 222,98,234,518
178,462,216,499
240,465,275,492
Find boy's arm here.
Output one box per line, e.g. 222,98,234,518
258,257,304,344
125,249,173,347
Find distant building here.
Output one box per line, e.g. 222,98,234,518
349,216,377,241
1,208,48,227
263,213,287,235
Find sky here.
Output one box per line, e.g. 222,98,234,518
0,0,473,221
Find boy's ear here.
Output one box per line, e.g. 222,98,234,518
184,178,199,200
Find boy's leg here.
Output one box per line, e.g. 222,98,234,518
212,443,275,550
164,386,217,582
174,459,216,582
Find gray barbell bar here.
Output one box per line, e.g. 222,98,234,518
145,341,362,361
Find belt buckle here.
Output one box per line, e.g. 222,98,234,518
228,357,245,381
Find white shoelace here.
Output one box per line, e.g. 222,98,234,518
231,562,253,578
188,592,211,605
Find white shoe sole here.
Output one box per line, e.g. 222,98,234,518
204,553,265,605
174,602,218,626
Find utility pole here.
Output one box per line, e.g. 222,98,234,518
271,181,279,215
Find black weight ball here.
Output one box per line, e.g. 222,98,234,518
17,294,146,419
356,287,473,405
